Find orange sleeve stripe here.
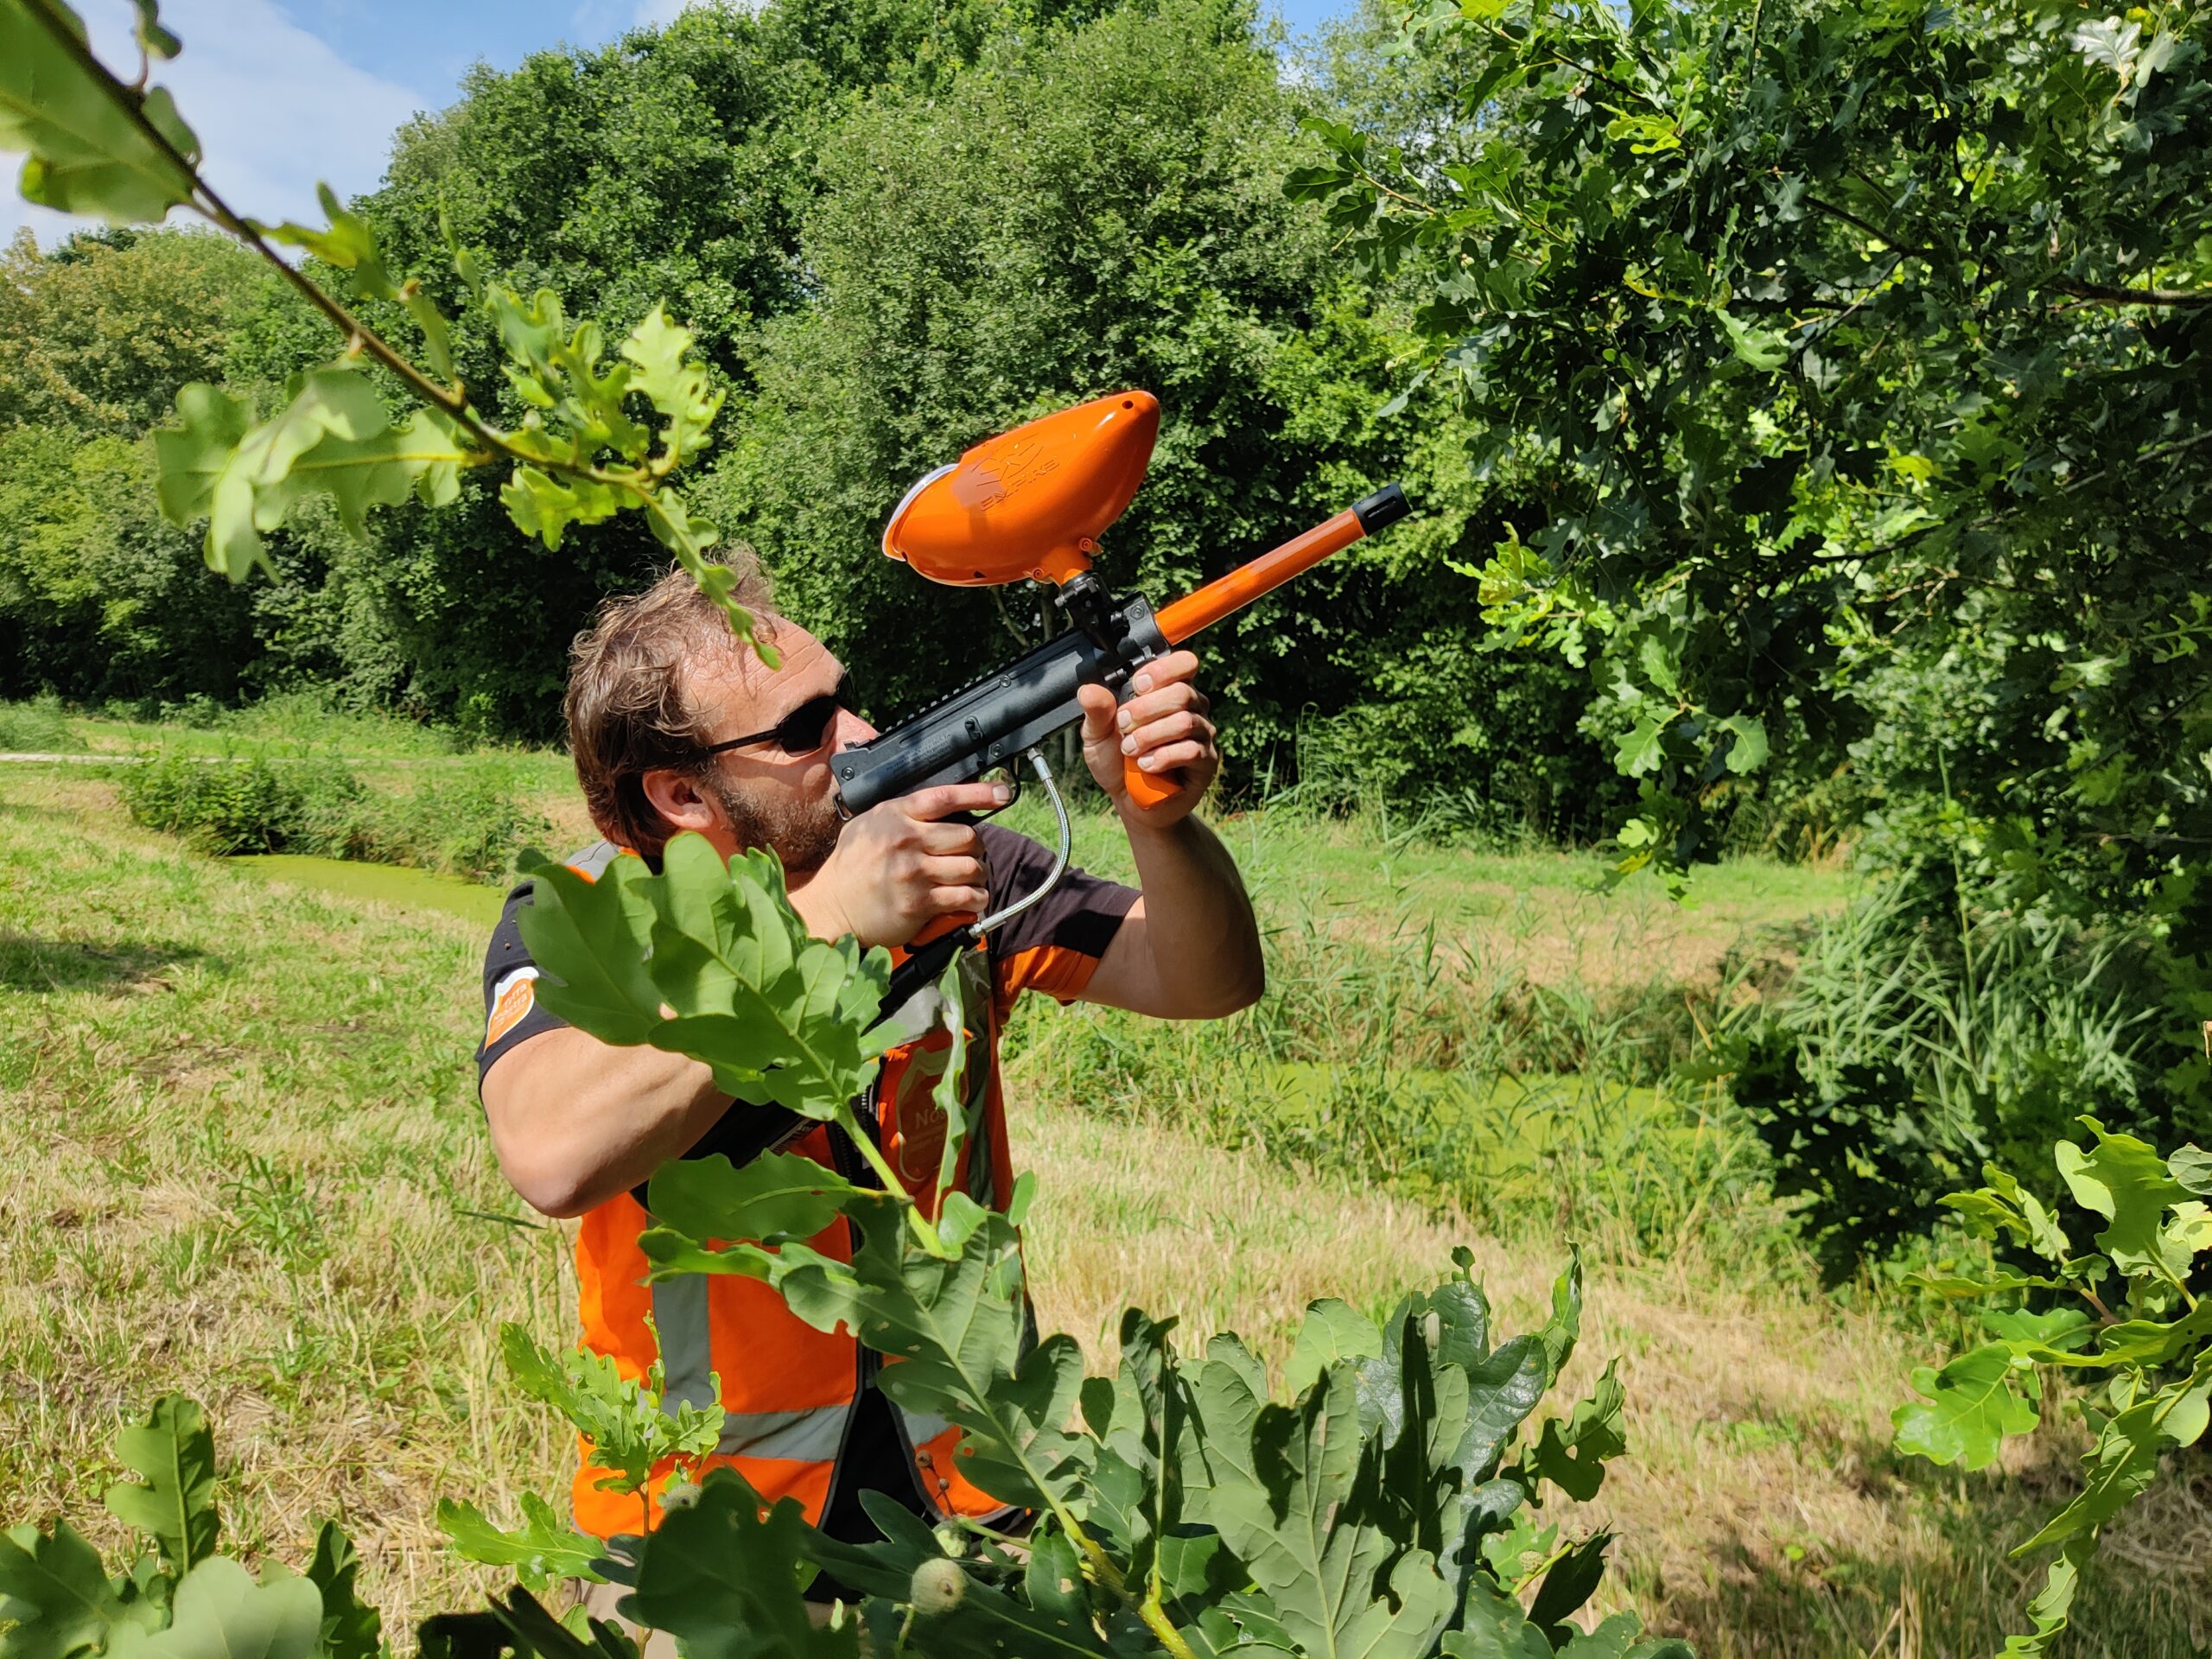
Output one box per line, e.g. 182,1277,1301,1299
998,942,1104,1006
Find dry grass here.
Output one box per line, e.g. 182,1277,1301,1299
3,768,2207,1658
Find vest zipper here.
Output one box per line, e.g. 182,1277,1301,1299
825,1079,965,1526
821,1078,880,1522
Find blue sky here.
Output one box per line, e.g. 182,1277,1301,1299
5,0,1351,246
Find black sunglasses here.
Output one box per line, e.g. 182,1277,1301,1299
701,672,857,759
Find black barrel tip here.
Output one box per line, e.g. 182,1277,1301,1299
1352,481,1410,533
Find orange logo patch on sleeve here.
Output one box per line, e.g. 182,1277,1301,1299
486,968,540,1047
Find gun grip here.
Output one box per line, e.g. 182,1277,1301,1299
1122,753,1180,810
910,913,975,947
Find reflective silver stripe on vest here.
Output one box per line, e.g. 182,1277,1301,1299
894,1405,953,1446
649,1275,719,1418
715,1404,852,1461
650,1276,854,1461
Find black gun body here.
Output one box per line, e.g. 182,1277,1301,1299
831,595,1168,817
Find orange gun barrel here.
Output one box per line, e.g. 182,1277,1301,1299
1154,484,1408,645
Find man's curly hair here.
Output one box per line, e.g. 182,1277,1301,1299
564,550,778,860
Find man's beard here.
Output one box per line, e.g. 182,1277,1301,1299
708,773,843,876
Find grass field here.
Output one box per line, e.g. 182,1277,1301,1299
4,760,2209,1658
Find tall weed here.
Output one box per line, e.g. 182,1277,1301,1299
0,694,83,753
1004,879,1785,1261
120,751,550,880
1713,878,2155,1280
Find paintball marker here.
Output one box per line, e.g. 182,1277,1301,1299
845,390,1408,1014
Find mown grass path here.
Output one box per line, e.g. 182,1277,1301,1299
3,770,2206,1656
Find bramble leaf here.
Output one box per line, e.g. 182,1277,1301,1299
2054,1119,2190,1281
103,1395,219,1574
0,0,200,225
518,834,890,1118
436,1496,607,1595
0,1521,138,1659
646,1151,871,1248
498,1325,721,1502
302,1522,381,1659
1524,1359,1627,1502
105,1560,321,1659
1892,1343,2038,1469
630,1472,861,1659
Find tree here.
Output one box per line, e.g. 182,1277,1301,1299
1298,0,2212,1145
708,0,1621,820
0,226,277,435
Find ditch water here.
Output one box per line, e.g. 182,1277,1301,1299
232,854,505,926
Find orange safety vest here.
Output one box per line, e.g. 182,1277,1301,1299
569,938,1022,1539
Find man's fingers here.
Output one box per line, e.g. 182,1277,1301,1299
904,781,1013,821
914,817,984,855
918,855,986,890
1076,682,1119,741
1123,710,1212,756
1134,739,1211,776
1128,649,1200,694
929,885,990,915
1118,680,1208,732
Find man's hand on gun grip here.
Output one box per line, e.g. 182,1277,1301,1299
797,781,1007,949
1077,649,1221,828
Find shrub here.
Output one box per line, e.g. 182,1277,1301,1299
0,693,81,753
119,750,550,880
119,753,309,854
1719,878,2157,1281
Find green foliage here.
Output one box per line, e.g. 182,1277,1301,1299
0,426,258,707
118,749,550,879
0,696,79,753
433,1497,605,1598
705,0,1618,818
102,1399,217,1578
0,0,198,225
497,1325,723,1510
103,1562,322,1659
119,754,311,855
0,0,769,658
1713,878,2158,1280
0,1396,381,1659
518,832,894,1127
0,228,277,435
486,817,1682,1659
1308,0,2212,888
1894,1122,2212,1656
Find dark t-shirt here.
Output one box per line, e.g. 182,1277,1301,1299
474,823,1138,1562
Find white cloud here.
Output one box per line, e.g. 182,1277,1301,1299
3,0,429,247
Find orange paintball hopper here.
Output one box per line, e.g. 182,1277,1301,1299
849,391,1408,1023
882,391,1160,586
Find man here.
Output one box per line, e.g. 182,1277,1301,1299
474,554,1263,1585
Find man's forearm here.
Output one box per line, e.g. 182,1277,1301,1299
1123,813,1264,1016
483,1031,733,1217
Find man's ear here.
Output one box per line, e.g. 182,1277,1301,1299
639,766,722,839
